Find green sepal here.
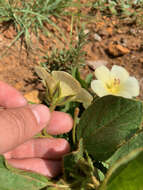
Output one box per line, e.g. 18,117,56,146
56,94,76,106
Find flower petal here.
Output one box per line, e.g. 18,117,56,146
95,66,110,82
111,65,129,82
122,76,140,97
91,80,108,97
52,71,81,97
76,88,93,108
116,91,132,98
35,66,57,89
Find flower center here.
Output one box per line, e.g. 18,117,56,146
106,78,120,94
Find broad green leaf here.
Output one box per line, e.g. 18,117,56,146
77,95,143,161
0,156,50,190
6,160,51,184
0,168,49,190
99,148,143,190
107,131,143,166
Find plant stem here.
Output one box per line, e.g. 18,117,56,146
72,107,79,145
41,104,56,137
49,104,56,112
92,176,100,188
70,14,74,47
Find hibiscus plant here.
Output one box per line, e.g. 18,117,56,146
0,65,143,190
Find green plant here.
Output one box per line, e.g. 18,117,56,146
92,0,143,18
1,64,143,189
0,0,73,52
40,27,88,73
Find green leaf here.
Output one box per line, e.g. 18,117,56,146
85,73,93,87
56,95,75,106
0,155,6,169
99,148,143,190
51,81,61,103
63,139,84,179
63,140,98,189
0,156,50,190
72,67,88,89
0,169,50,190
77,95,143,161
107,130,143,166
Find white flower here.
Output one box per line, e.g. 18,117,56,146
91,65,139,98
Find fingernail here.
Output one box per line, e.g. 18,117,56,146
30,104,51,128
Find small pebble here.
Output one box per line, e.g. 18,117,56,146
86,60,108,70
94,33,102,42
84,29,89,34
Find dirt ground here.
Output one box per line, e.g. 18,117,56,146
0,10,143,100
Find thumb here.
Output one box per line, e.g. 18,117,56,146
0,104,50,154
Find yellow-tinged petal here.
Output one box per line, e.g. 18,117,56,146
116,91,132,98
91,80,109,97
52,71,81,97
76,88,93,108
122,76,139,97
111,65,129,82
95,65,110,82
35,66,57,89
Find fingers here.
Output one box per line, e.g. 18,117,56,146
0,105,51,154
47,111,73,135
7,158,62,178
4,138,70,160
0,81,27,108
0,81,73,135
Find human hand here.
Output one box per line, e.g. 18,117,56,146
0,81,73,177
